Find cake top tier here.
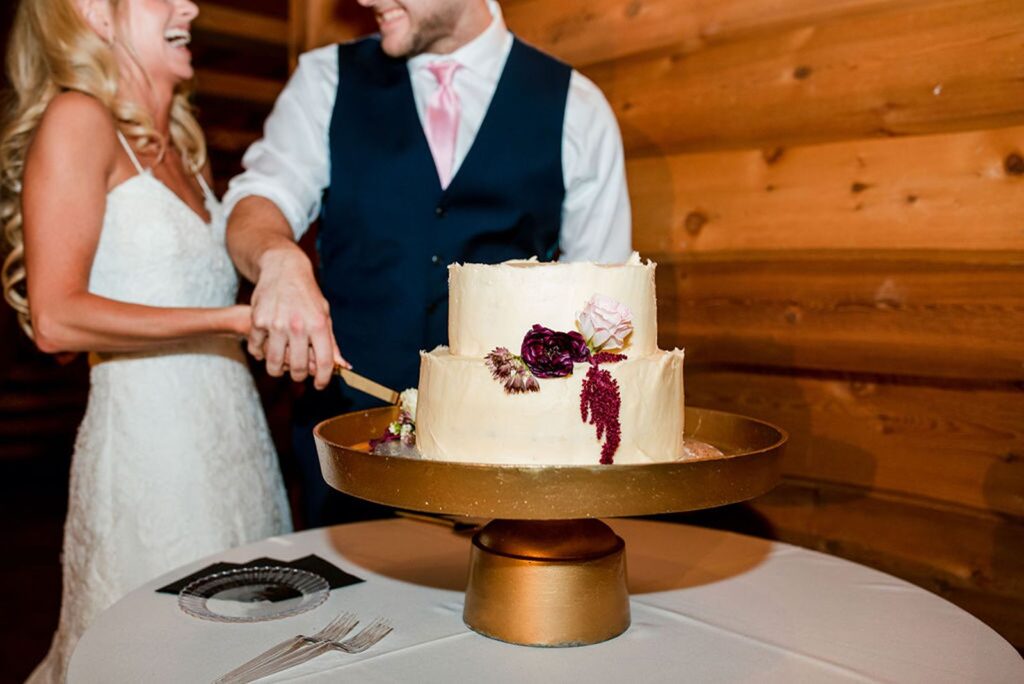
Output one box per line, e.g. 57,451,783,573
447,252,658,357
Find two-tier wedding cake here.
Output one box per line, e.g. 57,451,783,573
413,253,685,465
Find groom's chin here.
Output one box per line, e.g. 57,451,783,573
379,33,413,58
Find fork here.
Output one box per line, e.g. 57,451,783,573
301,617,393,654
214,612,358,684
221,617,393,683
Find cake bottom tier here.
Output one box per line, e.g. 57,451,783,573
416,347,685,465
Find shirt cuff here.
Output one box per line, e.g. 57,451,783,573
222,181,315,242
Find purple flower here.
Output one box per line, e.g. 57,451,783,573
485,347,517,380
520,324,591,378
507,367,540,394
486,347,540,394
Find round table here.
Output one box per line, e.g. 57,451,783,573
68,519,1023,683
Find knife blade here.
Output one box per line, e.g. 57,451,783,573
334,365,400,405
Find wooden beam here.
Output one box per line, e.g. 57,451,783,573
504,0,919,68
630,125,1024,254
193,69,282,104
686,367,1024,515
194,4,289,45
204,127,261,154
290,0,377,55
572,0,1024,154
654,250,1024,381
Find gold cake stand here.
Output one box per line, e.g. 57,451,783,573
314,406,785,647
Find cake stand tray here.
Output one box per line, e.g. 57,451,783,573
314,406,786,647
314,406,784,519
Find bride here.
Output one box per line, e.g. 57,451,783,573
0,0,293,680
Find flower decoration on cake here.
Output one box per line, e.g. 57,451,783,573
520,325,591,377
485,347,541,394
580,353,627,464
576,294,633,353
370,388,418,453
485,296,635,464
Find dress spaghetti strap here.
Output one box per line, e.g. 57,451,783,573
115,131,146,175
195,172,216,202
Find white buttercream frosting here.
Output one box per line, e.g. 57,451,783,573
417,347,685,464
448,252,657,357
415,254,687,466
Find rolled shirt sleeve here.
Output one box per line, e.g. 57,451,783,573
558,70,632,264
222,45,339,241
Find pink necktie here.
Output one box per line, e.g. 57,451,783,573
425,61,461,188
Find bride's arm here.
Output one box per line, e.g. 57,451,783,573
22,92,249,355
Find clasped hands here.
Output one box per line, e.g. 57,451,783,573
245,250,348,390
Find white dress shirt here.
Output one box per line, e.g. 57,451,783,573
224,1,631,263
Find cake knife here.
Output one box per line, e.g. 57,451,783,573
333,364,400,405
280,360,401,405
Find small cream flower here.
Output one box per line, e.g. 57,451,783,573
399,388,418,418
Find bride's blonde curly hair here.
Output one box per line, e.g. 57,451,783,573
1,0,208,338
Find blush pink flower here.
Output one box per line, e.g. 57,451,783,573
576,295,633,353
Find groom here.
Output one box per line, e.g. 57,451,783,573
225,0,631,527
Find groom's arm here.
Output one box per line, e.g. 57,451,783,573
224,45,341,389
226,197,343,391
558,71,632,264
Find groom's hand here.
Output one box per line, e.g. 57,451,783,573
249,247,347,390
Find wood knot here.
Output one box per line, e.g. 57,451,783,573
848,381,876,397
762,147,785,165
684,210,708,235
878,415,896,435
1004,152,1024,176
1001,451,1021,464
969,569,989,587
793,65,812,80
625,0,643,18
851,182,871,193
906,194,918,204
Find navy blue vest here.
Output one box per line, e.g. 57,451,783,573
319,36,571,409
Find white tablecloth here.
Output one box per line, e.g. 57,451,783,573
68,519,1023,683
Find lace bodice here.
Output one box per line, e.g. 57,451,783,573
89,169,236,308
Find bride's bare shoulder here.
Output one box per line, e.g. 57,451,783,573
32,91,117,163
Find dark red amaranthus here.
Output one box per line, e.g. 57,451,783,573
580,353,626,464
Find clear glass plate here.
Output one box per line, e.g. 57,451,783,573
178,566,329,622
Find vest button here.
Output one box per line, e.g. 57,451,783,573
435,206,446,218
431,255,440,264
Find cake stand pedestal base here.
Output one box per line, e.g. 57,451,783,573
463,519,629,647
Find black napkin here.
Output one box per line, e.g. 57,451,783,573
156,554,364,600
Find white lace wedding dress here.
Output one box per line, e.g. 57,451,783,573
27,135,293,683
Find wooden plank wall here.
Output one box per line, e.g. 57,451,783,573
300,0,1024,646
514,0,1024,646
